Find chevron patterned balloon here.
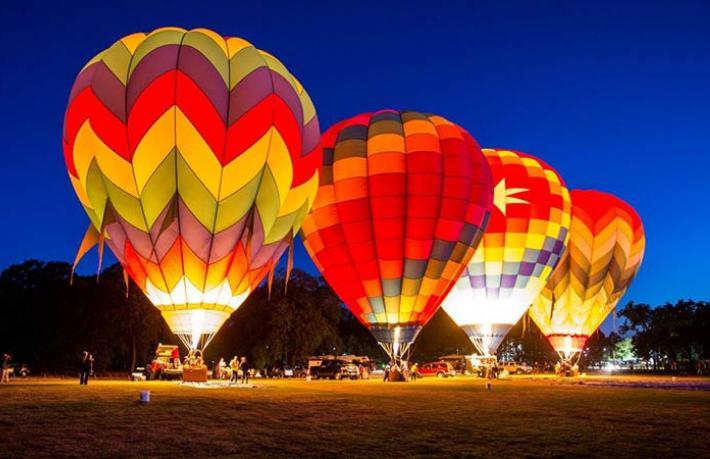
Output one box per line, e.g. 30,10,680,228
442,149,571,356
528,190,645,360
300,110,493,362
63,27,321,350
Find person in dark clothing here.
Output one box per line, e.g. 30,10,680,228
239,357,250,384
80,351,91,385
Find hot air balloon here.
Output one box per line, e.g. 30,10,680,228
63,27,321,351
300,110,493,363
442,149,571,356
528,190,645,362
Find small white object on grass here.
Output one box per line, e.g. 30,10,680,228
139,390,150,403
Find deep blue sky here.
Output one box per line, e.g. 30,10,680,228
1,0,708,307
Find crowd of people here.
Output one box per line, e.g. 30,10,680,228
211,356,251,384
382,359,419,382
183,350,206,369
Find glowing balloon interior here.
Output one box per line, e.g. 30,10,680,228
442,150,571,356
63,27,321,351
301,110,493,362
528,190,645,362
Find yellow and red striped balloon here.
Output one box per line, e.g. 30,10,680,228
442,149,571,356
528,190,645,359
63,28,321,350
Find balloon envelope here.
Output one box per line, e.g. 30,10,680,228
528,190,645,359
442,149,571,355
63,27,321,350
300,110,493,360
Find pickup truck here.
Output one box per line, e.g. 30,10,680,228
310,360,359,380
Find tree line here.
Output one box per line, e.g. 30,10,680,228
0,260,706,374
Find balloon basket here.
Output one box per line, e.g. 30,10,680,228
183,367,208,383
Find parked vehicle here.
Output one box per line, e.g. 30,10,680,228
310,359,359,380
469,355,498,376
416,361,456,378
498,361,533,375
147,344,183,380
8,363,30,377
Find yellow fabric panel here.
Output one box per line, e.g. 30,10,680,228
175,108,222,199
70,174,91,209
176,152,217,229
84,161,109,228
225,37,253,59
264,128,293,208
132,108,176,194
94,131,138,198
215,173,261,233
139,150,176,229
72,122,98,193
255,167,280,236
279,172,319,217
219,127,270,198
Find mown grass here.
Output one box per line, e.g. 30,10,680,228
1,375,708,457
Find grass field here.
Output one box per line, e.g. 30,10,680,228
1,375,709,457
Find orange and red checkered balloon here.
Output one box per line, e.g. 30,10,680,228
63,28,321,350
529,190,645,359
300,110,493,358
442,149,571,355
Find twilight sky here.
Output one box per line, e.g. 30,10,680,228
1,0,709,307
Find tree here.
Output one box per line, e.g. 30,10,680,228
614,337,636,361
618,300,708,370
207,269,344,368
0,261,170,373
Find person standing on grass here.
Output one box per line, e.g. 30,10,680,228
239,357,250,384
410,362,419,381
230,356,239,383
79,351,90,385
1,353,11,383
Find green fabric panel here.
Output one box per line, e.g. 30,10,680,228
128,29,185,79
299,87,316,124
229,46,267,89
289,200,310,235
260,53,296,93
176,151,217,230
102,172,147,232
182,31,229,86
85,160,108,227
215,172,262,233
255,167,279,237
264,209,297,245
101,40,133,84
83,204,102,232
141,149,177,229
